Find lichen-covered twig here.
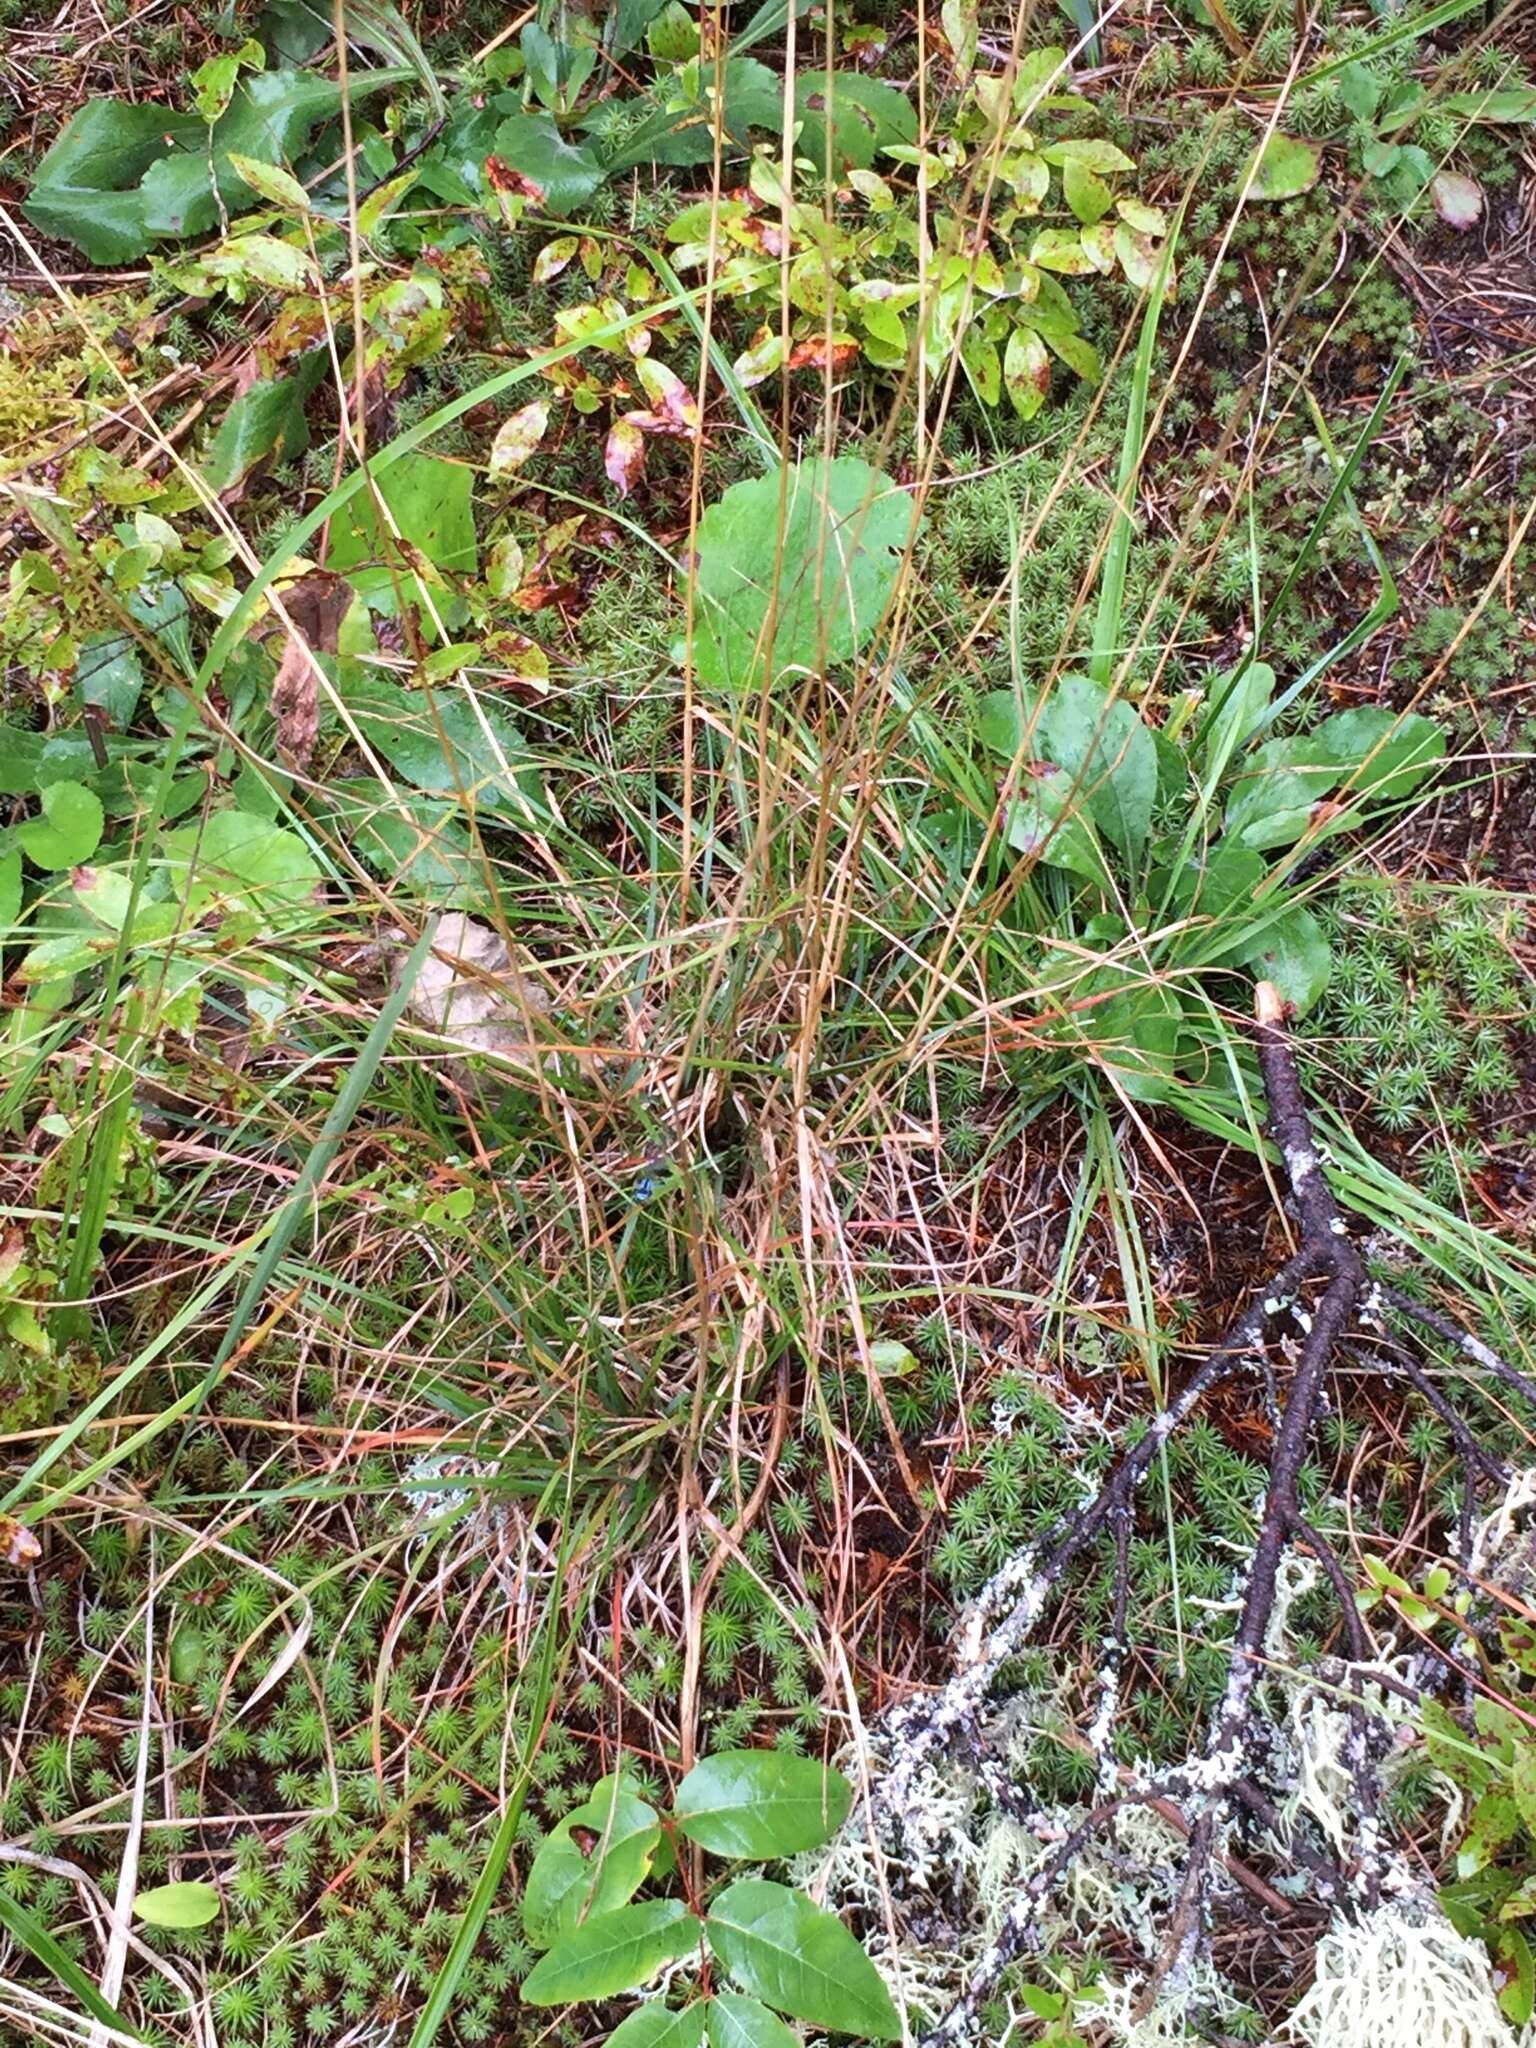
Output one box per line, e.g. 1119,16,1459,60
875,983,1535,2044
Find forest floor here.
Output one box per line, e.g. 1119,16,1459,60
0,1,1534,2045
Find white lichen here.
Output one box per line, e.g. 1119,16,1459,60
1284,1898,1517,2048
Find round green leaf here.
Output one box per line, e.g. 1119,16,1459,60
521,1900,701,2006
133,1881,221,1929
610,2004,708,2048
1238,904,1331,1016
17,780,104,871
1242,133,1322,202
706,1991,800,2048
674,1752,852,1859
522,1777,662,1949
688,458,915,692
706,1880,900,2041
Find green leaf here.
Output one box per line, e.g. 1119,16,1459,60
1314,707,1443,802
1039,673,1157,868
1223,735,1335,850
24,67,406,260
160,810,322,924
138,70,345,241
346,679,543,820
1062,159,1113,225
705,1881,900,2040
1238,903,1331,1015
1202,660,1274,784
203,356,327,493
1242,133,1322,201
706,1991,800,2048
793,72,916,172
331,780,481,898
522,1778,661,1950
1336,62,1384,124
610,2006,708,2048
76,632,145,726
490,112,605,213
326,451,477,606
1441,88,1536,124
227,150,311,210
22,98,201,262
1511,1745,1536,1838
1003,764,1111,889
520,1901,701,2005
940,0,977,77
674,1752,851,1859
133,1881,221,1929
689,458,914,691
0,849,21,931
0,1890,143,2038
1495,1926,1536,2028
1002,324,1051,418
1458,1791,1523,1878
598,58,782,172
17,780,104,871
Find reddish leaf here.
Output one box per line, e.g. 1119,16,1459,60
786,337,861,371
270,570,348,769
605,417,647,497
485,156,545,204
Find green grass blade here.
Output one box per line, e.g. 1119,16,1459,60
0,1890,145,2040
1089,223,1179,691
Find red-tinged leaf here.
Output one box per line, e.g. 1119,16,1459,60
485,155,545,203
1003,325,1050,419
533,235,581,284
605,417,646,497
481,631,551,695
636,358,699,433
490,400,552,476
786,336,861,371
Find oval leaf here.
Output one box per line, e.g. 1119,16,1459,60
522,1778,661,1950
1243,133,1322,202
707,1991,801,2048
674,1752,851,1858
705,1880,900,2040
17,780,104,871
611,2004,708,2048
1431,169,1483,230
490,399,552,476
521,1900,701,2006
134,1881,221,1929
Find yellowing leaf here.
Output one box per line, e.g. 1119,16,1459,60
226,152,309,212
533,234,581,284
489,400,552,476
